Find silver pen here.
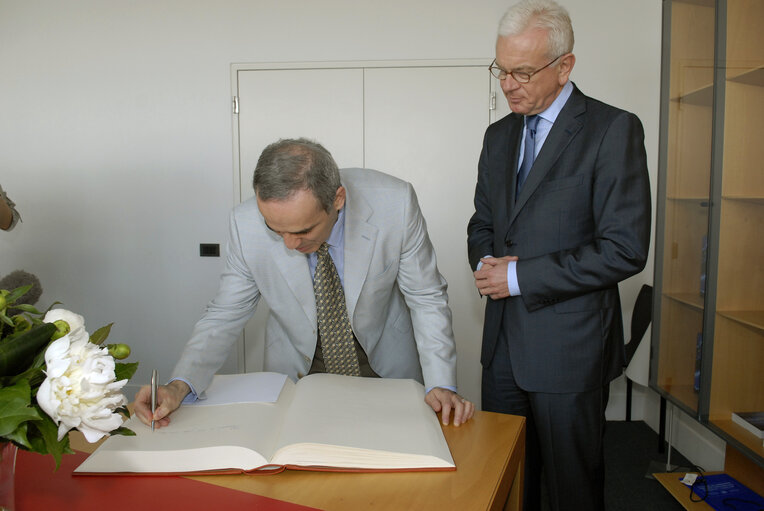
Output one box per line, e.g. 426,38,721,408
150,369,158,432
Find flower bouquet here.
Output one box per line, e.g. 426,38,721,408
0,284,138,469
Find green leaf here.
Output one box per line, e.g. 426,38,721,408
8,364,45,388
12,304,43,315
5,285,32,304
7,339,52,388
43,301,62,314
89,323,113,345
27,346,50,372
110,426,136,437
0,312,13,328
115,361,139,381
38,415,68,469
27,411,71,470
2,421,33,449
0,380,43,437
115,405,131,419
0,322,57,377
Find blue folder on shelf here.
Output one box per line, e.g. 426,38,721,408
686,473,764,511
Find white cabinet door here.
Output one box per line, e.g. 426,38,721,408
236,68,364,202
363,66,490,392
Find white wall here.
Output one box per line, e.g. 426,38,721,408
2,0,712,462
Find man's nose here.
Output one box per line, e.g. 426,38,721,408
281,233,301,250
501,74,520,93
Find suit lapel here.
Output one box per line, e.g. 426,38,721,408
341,184,377,324
510,86,586,224
503,115,524,211
270,240,316,326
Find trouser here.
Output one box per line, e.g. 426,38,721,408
482,329,609,511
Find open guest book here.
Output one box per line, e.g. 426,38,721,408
74,372,455,475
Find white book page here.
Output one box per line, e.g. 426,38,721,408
189,372,288,406
75,378,296,473
271,374,453,469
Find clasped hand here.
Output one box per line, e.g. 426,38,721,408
473,256,518,300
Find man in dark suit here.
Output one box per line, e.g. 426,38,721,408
467,1,651,510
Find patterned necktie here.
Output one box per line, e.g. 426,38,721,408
516,115,539,198
313,242,361,376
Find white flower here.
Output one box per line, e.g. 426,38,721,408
37,318,128,443
42,309,89,344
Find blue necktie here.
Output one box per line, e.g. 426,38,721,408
516,115,539,198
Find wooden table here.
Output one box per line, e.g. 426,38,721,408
190,410,524,511
47,410,525,511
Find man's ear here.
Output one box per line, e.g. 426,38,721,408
557,53,575,85
334,186,346,211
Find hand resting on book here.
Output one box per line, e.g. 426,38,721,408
426,387,474,426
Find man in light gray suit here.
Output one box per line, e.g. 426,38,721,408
468,1,650,510
135,138,474,427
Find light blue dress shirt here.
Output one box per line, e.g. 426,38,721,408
484,81,574,296
308,208,346,284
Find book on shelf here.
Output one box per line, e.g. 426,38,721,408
730,411,764,443
74,372,455,475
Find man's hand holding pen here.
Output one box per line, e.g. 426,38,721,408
134,379,190,430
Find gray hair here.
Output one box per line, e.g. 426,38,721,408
252,138,341,212
497,0,574,59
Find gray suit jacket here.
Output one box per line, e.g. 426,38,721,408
467,85,651,393
173,168,457,394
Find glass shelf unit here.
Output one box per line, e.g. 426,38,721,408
651,0,763,468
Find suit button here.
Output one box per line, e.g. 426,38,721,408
505,239,513,247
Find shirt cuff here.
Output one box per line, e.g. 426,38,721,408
169,377,201,404
507,260,521,296
476,254,493,271
426,385,457,394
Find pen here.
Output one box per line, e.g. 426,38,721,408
151,369,158,432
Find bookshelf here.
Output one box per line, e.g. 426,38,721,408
651,0,764,468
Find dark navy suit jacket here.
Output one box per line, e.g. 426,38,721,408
467,84,651,393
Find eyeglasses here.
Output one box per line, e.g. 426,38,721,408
488,55,563,83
